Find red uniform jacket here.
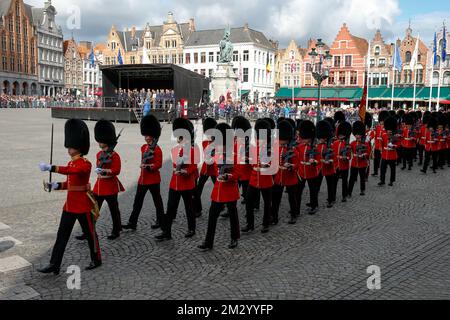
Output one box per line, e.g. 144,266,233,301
297,143,321,180
332,140,351,171
274,145,299,186
374,125,385,151
425,131,440,152
350,140,371,168
419,125,427,146
200,140,217,177
234,139,253,181
249,143,274,189
437,130,446,151
317,142,337,176
211,160,240,203
401,128,417,149
54,156,92,214
93,151,125,196
138,144,163,186
193,144,201,180
381,133,399,160
169,144,197,191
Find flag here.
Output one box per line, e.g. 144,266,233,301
266,52,271,74
392,43,402,71
409,34,420,70
142,45,150,64
442,25,447,62
118,49,124,65
89,49,95,67
433,32,438,66
359,72,368,122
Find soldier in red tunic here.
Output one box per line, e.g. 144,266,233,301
400,114,416,171
348,121,372,197
421,117,439,174
437,114,448,170
198,123,240,251
155,118,198,241
242,119,273,234
76,120,125,241
38,119,101,274
379,116,400,186
372,110,389,176
332,121,352,202
272,120,299,225
194,118,218,216
316,120,337,208
123,115,164,230
417,112,431,165
297,120,321,215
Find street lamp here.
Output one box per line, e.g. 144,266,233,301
309,39,332,123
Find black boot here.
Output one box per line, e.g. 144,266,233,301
241,225,254,233
155,232,172,241
261,226,270,233
151,221,160,229
75,234,86,241
122,223,137,230
288,216,297,225
85,260,102,271
37,264,60,275
107,233,120,240
185,230,196,238
228,239,238,249
198,243,213,251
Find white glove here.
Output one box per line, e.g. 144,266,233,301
49,182,59,190
388,143,394,148
39,162,52,172
95,168,104,174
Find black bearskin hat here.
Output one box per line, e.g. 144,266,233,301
389,110,396,118
428,117,438,130
378,110,390,123
422,114,431,125
316,120,333,140
397,109,405,118
263,117,276,130
255,119,271,139
203,118,217,133
64,119,90,156
324,117,336,133
403,114,414,126
173,118,193,140
438,115,447,127
334,111,345,124
216,123,232,147
352,121,366,136
384,116,398,132
415,110,423,121
140,115,161,139
276,117,286,124
232,116,251,132
278,120,295,141
94,119,116,145
364,113,373,129
296,119,303,132
337,121,352,140
299,120,316,140
286,118,296,132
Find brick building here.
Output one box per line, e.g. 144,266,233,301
368,30,393,87
326,23,368,87
276,39,305,89
63,38,83,95
0,0,38,95
303,38,330,87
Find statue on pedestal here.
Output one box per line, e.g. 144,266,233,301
219,26,233,63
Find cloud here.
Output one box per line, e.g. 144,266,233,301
24,0,442,48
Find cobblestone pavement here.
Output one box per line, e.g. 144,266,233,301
0,109,449,300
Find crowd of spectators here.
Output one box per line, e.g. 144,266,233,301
0,93,99,108
114,88,175,110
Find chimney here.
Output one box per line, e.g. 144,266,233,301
189,18,195,32
131,26,136,38
167,12,174,23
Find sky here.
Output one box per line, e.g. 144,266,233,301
26,0,450,48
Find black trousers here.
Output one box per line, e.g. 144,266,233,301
336,169,349,199
396,147,403,165
348,167,367,195
204,201,240,247
162,189,195,234
129,184,164,226
380,159,396,183
240,179,260,208
245,186,272,228
319,173,337,203
418,144,425,164
194,175,217,212
272,184,298,222
438,149,447,168
402,148,415,169
50,211,101,268
95,194,122,235
298,176,320,209
423,151,438,172
373,149,382,174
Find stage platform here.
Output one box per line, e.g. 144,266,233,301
51,107,172,123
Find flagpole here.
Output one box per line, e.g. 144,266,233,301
436,60,443,111
412,34,420,111
366,42,371,111
390,43,397,111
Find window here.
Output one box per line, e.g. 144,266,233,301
2,35,6,51
146,42,151,49
2,57,7,71
372,73,380,86
172,40,177,48
374,46,380,55
111,42,116,50
284,76,290,87
111,57,116,65
381,73,388,85
165,40,170,48
158,55,163,63
130,56,135,64
10,57,15,72
328,71,335,85
243,68,249,82
404,70,412,83
395,70,401,84
370,59,375,67
258,52,261,63
293,76,300,86
185,53,191,64
201,52,206,63
243,50,249,61
405,51,411,63
379,58,386,67
194,53,198,64
16,20,20,35
350,71,357,85
233,51,238,62
208,69,213,77
10,38,14,52
200,69,206,76
305,63,312,72
345,55,352,67
339,71,346,85
165,55,169,63
217,52,220,62
171,54,177,64
417,69,423,83
208,52,214,62
334,56,341,67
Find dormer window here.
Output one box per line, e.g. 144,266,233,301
374,46,380,55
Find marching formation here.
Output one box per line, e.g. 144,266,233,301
36,110,450,275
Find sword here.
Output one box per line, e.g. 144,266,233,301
43,124,54,193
